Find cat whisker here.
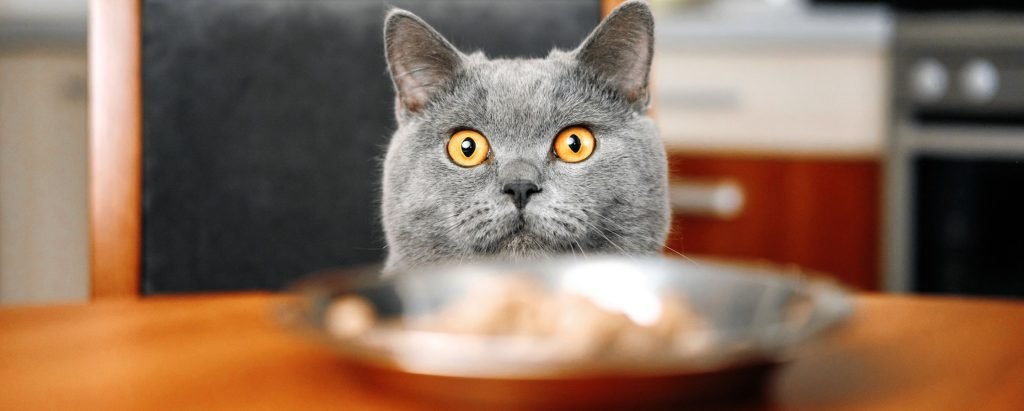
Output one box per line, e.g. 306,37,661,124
585,212,636,242
573,239,587,259
578,218,634,259
661,243,700,264
585,210,631,232
586,211,702,267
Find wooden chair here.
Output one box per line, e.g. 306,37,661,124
88,0,611,298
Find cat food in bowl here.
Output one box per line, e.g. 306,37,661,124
284,256,852,408
325,275,710,363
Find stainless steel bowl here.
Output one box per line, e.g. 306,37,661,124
282,256,853,408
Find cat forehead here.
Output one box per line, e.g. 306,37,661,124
436,55,615,124
466,57,571,92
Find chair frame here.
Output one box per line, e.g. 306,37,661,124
89,0,142,298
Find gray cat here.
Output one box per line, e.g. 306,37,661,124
380,0,669,272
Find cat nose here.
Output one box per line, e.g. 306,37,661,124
502,180,542,209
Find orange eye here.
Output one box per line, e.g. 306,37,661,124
446,130,490,167
553,126,595,163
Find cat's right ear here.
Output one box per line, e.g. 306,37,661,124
383,9,464,116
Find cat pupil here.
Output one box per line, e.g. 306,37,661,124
568,135,581,153
461,138,475,157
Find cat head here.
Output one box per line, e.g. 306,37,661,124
380,1,669,271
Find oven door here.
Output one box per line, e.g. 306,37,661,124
913,154,1024,297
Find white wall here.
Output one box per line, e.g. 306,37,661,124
0,48,89,304
0,0,87,23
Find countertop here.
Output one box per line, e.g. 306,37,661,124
1,292,1022,410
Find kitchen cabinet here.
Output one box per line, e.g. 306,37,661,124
666,154,880,290
653,7,889,290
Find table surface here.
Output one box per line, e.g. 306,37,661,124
1,292,1022,410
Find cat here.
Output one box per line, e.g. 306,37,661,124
380,0,668,272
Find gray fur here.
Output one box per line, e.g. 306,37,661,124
380,0,669,272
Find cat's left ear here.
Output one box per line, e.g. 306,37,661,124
573,0,654,110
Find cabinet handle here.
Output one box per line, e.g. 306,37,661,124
669,180,745,219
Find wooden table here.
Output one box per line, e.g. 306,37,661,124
1,293,1022,410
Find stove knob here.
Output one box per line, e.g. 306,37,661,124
961,58,999,103
910,58,947,103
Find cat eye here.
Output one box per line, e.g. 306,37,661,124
553,126,595,163
447,130,490,167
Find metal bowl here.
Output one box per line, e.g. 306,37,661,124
282,256,853,408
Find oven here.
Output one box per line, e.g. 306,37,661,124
886,15,1024,297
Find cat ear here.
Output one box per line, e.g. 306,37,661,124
383,9,464,114
573,1,654,109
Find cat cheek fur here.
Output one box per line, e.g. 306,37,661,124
380,1,668,272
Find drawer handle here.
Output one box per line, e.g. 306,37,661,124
669,180,745,219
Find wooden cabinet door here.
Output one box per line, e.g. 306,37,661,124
666,153,881,290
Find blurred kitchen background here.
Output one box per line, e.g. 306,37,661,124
1,0,1022,304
